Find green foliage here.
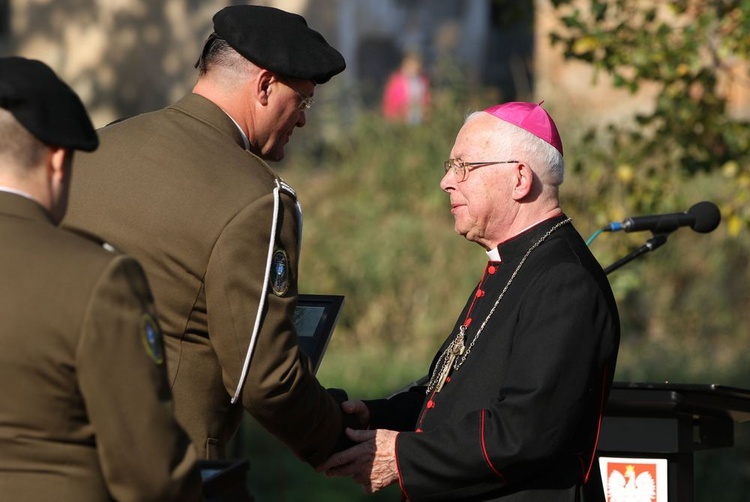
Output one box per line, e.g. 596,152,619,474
549,0,750,234
543,1,750,391
547,2,750,498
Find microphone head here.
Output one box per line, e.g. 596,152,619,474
688,201,721,233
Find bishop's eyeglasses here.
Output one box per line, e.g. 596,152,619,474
443,159,519,182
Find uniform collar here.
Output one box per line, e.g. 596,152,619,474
0,190,54,224
0,185,35,201
224,112,251,151
171,93,248,151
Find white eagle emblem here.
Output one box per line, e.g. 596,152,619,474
607,464,656,502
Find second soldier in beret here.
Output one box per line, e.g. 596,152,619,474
63,5,351,466
0,57,201,501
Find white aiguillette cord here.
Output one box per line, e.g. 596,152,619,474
231,179,282,404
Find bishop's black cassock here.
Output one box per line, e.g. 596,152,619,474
366,214,620,501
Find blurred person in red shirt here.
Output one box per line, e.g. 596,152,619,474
382,51,431,125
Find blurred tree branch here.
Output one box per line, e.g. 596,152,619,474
549,0,750,236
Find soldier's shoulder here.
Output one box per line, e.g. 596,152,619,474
62,227,122,255
46,228,130,280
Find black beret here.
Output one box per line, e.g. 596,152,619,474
0,57,97,151
212,5,346,84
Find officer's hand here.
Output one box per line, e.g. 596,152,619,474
341,399,370,429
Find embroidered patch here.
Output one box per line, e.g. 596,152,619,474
270,248,290,296
141,314,164,365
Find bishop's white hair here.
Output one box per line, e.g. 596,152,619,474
465,111,564,187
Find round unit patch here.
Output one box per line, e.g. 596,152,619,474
141,314,165,365
271,248,290,296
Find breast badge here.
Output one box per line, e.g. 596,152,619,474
141,314,164,365
271,248,290,296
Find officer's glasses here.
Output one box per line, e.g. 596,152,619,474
278,77,314,111
292,88,314,110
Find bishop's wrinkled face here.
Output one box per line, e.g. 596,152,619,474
439,114,518,248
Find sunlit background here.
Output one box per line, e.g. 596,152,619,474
3,0,750,500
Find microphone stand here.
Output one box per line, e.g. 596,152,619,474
603,233,670,275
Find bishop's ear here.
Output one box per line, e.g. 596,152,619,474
511,162,534,200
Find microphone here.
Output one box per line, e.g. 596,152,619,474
604,201,721,234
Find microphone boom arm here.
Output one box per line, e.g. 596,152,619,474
603,233,670,275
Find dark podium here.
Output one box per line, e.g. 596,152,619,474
597,382,750,501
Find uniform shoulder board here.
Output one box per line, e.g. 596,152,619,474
101,242,118,253
104,116,131,127
64,227,120,253
279,180,297,200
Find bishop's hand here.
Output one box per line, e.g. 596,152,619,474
318,428,399,494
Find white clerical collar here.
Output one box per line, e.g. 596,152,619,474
223,111,250,150
485,215,562,263
0,185,36,201
486,247,501,262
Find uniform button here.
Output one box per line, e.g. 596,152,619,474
488,266,497,274
427,399,435,409
475,289,485,298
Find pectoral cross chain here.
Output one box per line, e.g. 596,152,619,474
434,328,465,393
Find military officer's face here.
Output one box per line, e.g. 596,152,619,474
260,77,313,162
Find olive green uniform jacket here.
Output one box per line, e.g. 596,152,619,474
63,93,345,465
0,191,201,501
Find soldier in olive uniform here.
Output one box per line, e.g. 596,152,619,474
0,57,201,502
63,6,352,465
